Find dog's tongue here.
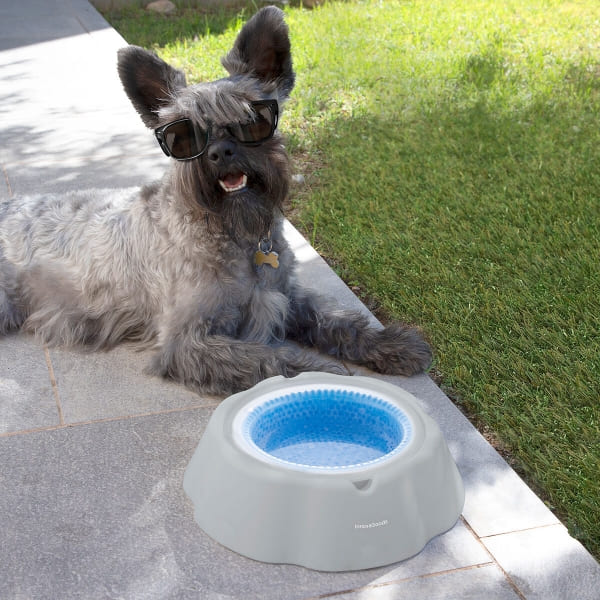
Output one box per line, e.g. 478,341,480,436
219,172,247,193
224,173,244,187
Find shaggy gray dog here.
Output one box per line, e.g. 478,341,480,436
0,7,431,394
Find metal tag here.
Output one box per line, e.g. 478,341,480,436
254,249,279,268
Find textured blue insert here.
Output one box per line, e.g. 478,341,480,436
243,389,412,469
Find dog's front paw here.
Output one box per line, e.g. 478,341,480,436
279,347,349,379
364,324,432,376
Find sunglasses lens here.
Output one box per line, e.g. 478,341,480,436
156,102,278,159
161,119,208,159
230,102,277,144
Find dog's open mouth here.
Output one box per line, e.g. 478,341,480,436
219,172,248,193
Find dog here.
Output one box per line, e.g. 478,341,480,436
0,6,431,395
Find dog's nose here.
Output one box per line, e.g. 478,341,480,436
207,140,237,166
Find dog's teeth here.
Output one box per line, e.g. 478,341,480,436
219,174,247,193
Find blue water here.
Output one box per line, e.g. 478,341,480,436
243,388,412,468
269,440,385,467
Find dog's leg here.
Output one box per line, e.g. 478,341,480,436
150,328,343,395
0,258,25,334
0,291,24,334
286,290,432,376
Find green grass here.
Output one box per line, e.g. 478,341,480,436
104,0,600,557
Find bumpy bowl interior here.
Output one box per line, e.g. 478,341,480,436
239,388,413,470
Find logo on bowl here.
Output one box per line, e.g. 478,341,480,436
354,519,389,529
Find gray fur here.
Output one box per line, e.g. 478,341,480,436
0,7,431,395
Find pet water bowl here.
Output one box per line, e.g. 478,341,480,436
183,373,464,571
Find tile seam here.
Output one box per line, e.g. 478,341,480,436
479,522,562,540
300,562,496,600
461,516,527,600
44,345,64,426
0,401,218,438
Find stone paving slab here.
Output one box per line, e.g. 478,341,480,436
0,336,59,434
48,344,215,424
0,0,166,190
482,524,600,600
5,157,166,197
1,1,599,599
0,410,490,600
0,0,116,51
317,564,524,600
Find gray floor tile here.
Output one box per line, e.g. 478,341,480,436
0,0,111,51
0,78,162,173
459,456,559,538
315,564,522,600
0,335,59,434
0,15,150,169
0,410,492,600
1,103,161,169
6,154,168,196
48,344,215,423
0,16,86,51
0,0,78,20
74,0,117,35
0,32,170,190
0,409,210,600
482,525,600,600
363,518,492,585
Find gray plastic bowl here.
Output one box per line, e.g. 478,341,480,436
183,373,464,571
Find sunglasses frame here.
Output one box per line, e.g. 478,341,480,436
154,99,279,161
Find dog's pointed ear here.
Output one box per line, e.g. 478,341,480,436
117,46,187,128
222,6,295,98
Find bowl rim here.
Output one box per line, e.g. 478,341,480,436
232,382,417,473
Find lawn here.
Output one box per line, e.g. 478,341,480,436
104,0,600,558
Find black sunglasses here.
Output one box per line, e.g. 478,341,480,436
154,99,279,161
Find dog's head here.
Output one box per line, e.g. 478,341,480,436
118,6,295,240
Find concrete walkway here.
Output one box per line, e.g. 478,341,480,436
1,1,599,598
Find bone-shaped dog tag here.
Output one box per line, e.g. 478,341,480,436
254,249,279,268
